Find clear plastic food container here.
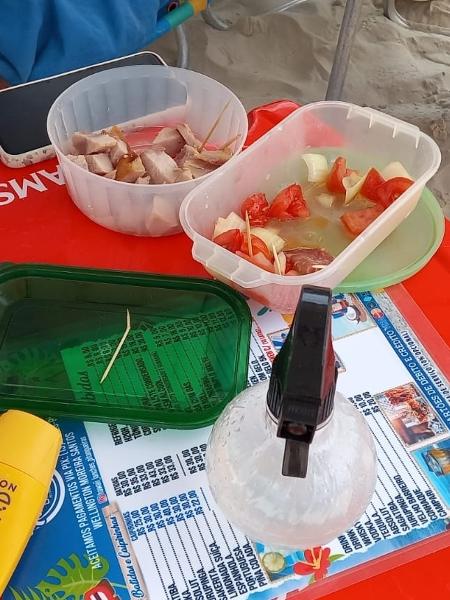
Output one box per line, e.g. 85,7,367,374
180,102,441,313
47,65,248,236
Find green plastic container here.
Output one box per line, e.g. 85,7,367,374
338,188,445,292
0,264,251,427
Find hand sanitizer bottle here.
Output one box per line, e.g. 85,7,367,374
206,286,377,549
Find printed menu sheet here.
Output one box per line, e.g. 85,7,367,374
7,291,450,600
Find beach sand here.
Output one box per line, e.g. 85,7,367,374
151,0,450,215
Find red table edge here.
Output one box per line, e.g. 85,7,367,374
0,100,448,600
295,528,450,600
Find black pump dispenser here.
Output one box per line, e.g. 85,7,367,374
266,286,337,478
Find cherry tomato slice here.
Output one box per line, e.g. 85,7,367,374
326,156,347,194
341,205,384,236
213,229,243,252
375,177,414,208
360,168,385,202
241,193,270,226
268,184,310,220
241,234,272,261
288,187,310,218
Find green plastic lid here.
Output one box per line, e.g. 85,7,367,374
0,265,251,427
338,188,445,292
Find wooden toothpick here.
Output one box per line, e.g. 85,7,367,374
199,100,232,152
245,211,253,257
100,309,131,384
220,133,241,151
303,182,323,192
273,245,282,275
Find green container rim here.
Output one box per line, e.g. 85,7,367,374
337,188,445,293
0,264,252,428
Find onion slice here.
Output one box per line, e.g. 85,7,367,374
277,251,287,275
381,161,413,180
251,227,285,255
317,192,335,208
343,171,367,205
301,153,329,183
213,211,246,239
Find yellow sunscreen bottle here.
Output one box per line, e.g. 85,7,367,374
0,410,62,594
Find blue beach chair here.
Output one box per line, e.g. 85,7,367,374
384,0,450,35
0,1,209,85
154,0,210,68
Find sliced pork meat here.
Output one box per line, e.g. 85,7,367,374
176,167,194,182
176,145,229,177
196,148,232,166
107,125,126,140
146,194,179,235
72,132,117,155
185,160,215,179
176,123,201,149
115,154,146,183
110,139,129,166
175,144,197,166
86,153,114,175
141,148,179,184
67,122,230,184
284,247,334,275
152,127,185,157
67,154,88,170
175,145,215,179
136,175,151,185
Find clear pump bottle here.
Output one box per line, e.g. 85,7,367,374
207,286,377,549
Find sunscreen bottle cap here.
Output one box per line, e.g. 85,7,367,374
0,410,62,487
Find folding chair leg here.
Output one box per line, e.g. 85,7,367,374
202,5,232,30
325,0,362,101
175,24,190,68
383,0,410,28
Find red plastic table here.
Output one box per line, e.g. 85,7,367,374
0,102,449,599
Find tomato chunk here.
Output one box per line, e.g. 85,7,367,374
268,184,310,220
241,235,272,261
341,205,384,236
375,177,414,208
213,229,243,252
326,156,347,194
360,168,385,202
241,193,270,226
236,251,275,273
